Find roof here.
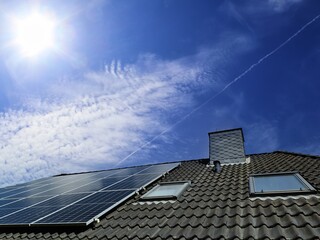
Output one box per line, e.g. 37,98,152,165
0,151,320,239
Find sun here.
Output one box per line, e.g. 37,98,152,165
12,12,56,57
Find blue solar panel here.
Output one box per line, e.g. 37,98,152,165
137,163,180,174
33,190,136,225
0,162,180,227
36,193,90,207
76,190,135,204
106,174,160,190
0,188,21,195
0,208,22,219
0,189,28,199
0,206,62,225
2,196,51,208
0,199,18,207
33,203,115,225
67,177,122,194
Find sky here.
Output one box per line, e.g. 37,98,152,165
0,0,319,187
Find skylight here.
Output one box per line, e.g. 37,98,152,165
249,172,316,196
141,181,190,200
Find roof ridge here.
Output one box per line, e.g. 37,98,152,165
54,158,210,177
246,151,274,156
273,150,320,159
246,150,320,159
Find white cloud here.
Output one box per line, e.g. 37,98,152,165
231,0,303,19
0,33,253,187
268,0,302,12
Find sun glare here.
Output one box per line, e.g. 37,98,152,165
12,12,56,57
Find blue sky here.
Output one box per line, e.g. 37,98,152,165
0,0,320,186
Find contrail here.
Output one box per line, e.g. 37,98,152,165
117,13,320,165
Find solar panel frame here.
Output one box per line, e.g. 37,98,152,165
0,206,63,226
83,162,180,226
0,170,114,221
33,162,180,226
1,169,115,199
31,166,151,226
1,196,53,208
0,199,20,207
0,167,137,219
0,162,180,227
0,174,88,199
104,173,162,190
31,203,116,226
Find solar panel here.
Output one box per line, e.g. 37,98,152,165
2,196,51,208
31,194,90,207
33,203,115,225
0,162,179,227
75,190,135,204
0,199,17,207
0,206,62,225
105,174,161,190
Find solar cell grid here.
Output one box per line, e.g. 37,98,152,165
137,163,179,174
0,189,30,199
95,169,129,178
0,199,18,207
100,177,127,186
66,184,103,194
106,173,160,190
0,173,91,199
35,193,90,207
0,206,62,225
0,208,23,219
23,172,110,198
32,189,74,197
3,186,56,199
3,178,50,189
108,166,150,177
34,203,115,224
76,190,134,204
66,177,121,194
0,187,23,195
0,162,180,227
2,196,50,208
20,177,60,187
34,173,127,196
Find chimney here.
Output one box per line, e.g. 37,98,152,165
209,128,245,165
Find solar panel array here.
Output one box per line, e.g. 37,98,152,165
0,162,179,227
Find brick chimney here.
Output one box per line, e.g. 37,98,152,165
209,128,245,165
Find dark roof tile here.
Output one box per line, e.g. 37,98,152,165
1,151,320,239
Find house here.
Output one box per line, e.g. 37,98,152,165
0,128,319,239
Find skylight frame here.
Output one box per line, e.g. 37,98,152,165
141,181,191,200
249,172,316,196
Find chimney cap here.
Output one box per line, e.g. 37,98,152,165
208,127,244,142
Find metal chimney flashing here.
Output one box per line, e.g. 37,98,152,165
209,128,246,165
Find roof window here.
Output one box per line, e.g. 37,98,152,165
141,181,190,200
249,172,316,196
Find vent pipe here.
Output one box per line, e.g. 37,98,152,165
209,128,246,165
213,161,221,173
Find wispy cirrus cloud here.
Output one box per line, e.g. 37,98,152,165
268,0,302,12
0,33,254,187
225,0,304,26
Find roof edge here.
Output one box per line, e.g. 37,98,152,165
246,150,320,159
273,150,320,159
54,150,320,177
54,158,210,177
